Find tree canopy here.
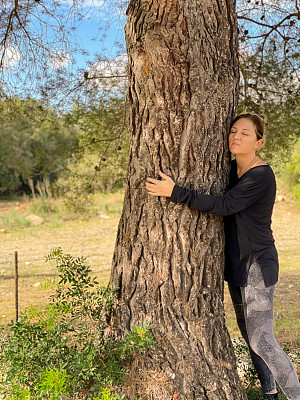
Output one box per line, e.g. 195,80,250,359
0,97,78,193
0,0,299,194
1,0,299,103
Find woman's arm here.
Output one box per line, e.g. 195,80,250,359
146,168,274,216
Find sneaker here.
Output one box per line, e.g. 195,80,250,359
262,393,278,400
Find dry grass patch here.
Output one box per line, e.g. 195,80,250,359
1,191,299,353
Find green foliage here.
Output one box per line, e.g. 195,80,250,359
0,208,31,231
233,338,300,399
238,44,300,168
56,94,129,211
233,338,258,390
4,385,32,400
29,198,59,215
92,388,141,400
292,184,300,207
0,97,79,195
38,368,73,399
282,139,300,206
285,141,300,206
0,248,154,399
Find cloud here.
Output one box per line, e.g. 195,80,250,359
0,46,21,70
61,0,105,9
59,0,126,24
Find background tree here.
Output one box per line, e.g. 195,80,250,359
237,44,300,166
109,1,247,399
1,0,299,105
237,0,300,93
0,97,78,194
1,0,299,186
56,92,129,204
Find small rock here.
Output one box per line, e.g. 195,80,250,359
33,282,41,287
0,228,6,233
288,284,294,289
96,211,109,219
25,214,44,226
25,261,30,265
276,195,285,202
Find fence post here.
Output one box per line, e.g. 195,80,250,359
14,251,19,322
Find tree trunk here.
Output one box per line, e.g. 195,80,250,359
110,0,246,399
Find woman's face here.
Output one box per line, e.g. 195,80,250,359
229,118,263,156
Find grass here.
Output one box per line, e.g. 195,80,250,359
0,189,299,399
0,192,125,232
0,192,124,324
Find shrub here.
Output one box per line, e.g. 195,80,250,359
233,337,300,399
0,248,154,400
284,140,300,207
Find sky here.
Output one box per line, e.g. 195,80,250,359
1,0,299,105
64,1,127,68
1,0,128,101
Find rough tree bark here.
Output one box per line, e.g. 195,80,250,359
110,0,246,399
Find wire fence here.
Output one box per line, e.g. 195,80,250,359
0,251,113,324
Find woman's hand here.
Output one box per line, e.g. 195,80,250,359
145,171,175,197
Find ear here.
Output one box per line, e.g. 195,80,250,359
255,138,263,150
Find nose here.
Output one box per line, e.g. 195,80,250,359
231,131,241,140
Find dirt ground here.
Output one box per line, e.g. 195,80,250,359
0,193,299,349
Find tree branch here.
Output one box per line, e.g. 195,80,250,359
238,13,299,40
0,7,16,68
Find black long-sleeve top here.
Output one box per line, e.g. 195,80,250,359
170,160,279,287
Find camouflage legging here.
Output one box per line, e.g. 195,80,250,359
241,261,300,400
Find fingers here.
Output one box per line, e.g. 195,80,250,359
159,170,169,180
147,173,168,183
145,179,162,196
145,182,156,190
146,177,160,184
147,171,168,184
145,183,160,196
145,171,173,198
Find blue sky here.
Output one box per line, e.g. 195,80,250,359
61,0,127,69
74,16,126,67
2,0,299,103
1,0,128,97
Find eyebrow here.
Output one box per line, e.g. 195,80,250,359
231,128,251,131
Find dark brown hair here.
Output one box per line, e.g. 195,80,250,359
230,113,265,141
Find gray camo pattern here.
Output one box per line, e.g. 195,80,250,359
241,262,300,400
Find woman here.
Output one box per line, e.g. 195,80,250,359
145,114,300,400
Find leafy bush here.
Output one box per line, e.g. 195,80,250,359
232,338,258,390
0,248,154,400
0,97,79,195
233,337,300,399
284,139,300,207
